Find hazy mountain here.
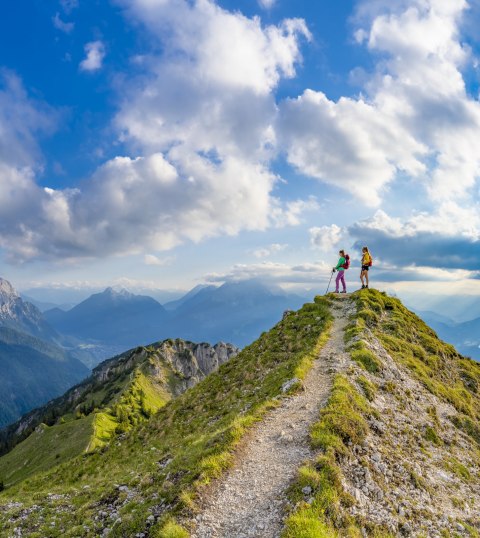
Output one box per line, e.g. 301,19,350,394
44,287,168,348
163,284,216,311
20,295,75,313
0,327,88,429
162,280,308,347
44,281,308,365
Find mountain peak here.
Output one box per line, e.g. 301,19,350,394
103,286,134,299
0,278,19,303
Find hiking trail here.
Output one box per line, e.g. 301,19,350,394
190,297,354,538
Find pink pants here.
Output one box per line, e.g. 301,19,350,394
335,270,346,292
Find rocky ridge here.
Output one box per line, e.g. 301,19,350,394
0,338,238,461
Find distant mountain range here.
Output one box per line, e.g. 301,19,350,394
45,287,168,348
44,280,308,354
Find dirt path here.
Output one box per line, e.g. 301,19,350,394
191,298,353,538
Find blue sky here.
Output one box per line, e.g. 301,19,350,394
0,0,479,309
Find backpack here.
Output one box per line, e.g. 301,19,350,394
368,256,373,267
342,254,350,270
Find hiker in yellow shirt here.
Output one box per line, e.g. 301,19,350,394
360,246,372,289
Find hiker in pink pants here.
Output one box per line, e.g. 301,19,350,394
333,249,349,293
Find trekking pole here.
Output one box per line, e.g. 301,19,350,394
325,269,334,295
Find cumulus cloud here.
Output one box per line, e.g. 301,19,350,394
278,0,480,205
79,41,105,71
349,206,480,271
0,2,313,263
309,224,344,251
53,12,74,33
252,243,287,258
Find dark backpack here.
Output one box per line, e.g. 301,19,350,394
342,254,350,270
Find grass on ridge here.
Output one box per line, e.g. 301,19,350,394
0,297,333,538
283,294,396,538
351,289,480,446
0,415,94,488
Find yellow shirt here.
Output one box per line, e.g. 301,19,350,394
362,252,372,265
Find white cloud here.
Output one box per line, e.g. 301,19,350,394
356,204,480,239
252,243,288,258
53,12,74,33
0,71,56,169
79,41,105,72
144,254,174,266
258,0,276,9
204,260,331,285
0,2,314,263
278,0,480,206
309,224,344,251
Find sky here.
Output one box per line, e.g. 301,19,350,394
0,0,479,309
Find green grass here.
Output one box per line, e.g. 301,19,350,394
357,375,377,401
0,415,94,488
350,348,382,373
444,457,472,481
424,425,442,446
0,364,173,487
0,297,333,537
283,365,372,537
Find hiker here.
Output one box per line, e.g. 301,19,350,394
332,249,349,293
360,246,373,289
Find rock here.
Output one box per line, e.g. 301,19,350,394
301,486,312,495
281,378,302,393
456,523,465,532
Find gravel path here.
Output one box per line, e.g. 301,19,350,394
191,298,353,538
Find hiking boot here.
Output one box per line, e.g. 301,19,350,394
341,290,347,294
365,285,369,289
361,285,365,289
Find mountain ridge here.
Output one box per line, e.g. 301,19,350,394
44,280,308,359
0,291,479,537
0,337,238,487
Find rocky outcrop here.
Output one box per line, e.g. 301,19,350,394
0,278,59,343
154,339,238,394
0,338,238,456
